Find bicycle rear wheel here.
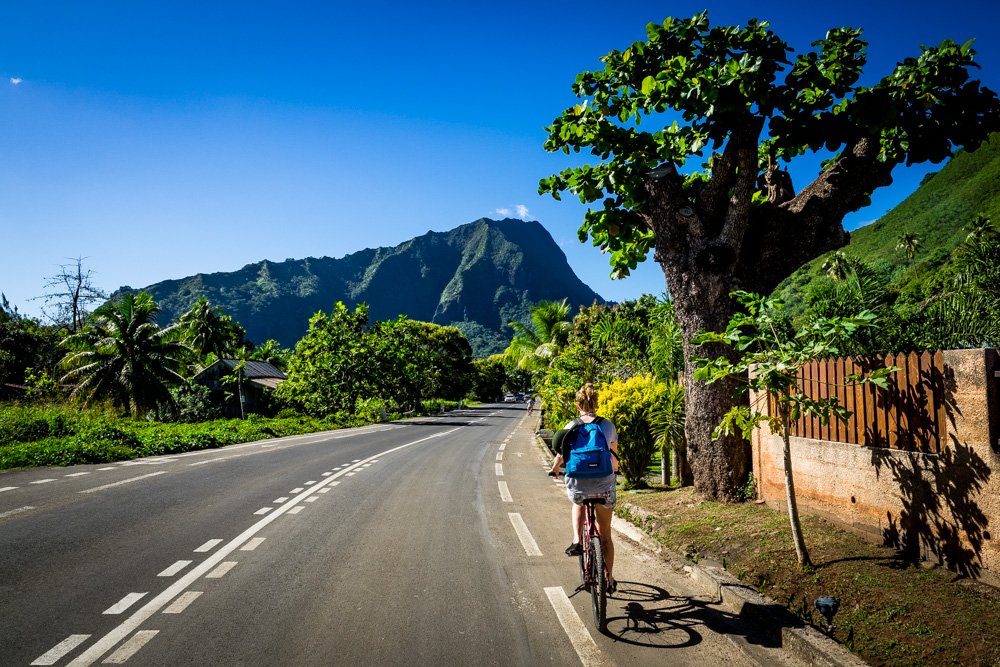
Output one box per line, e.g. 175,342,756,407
588,535,606,627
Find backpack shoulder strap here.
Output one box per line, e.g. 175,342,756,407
562,418,584,460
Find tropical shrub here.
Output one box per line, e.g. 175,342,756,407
598,374,668,488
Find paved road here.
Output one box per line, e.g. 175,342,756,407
1,405,799,666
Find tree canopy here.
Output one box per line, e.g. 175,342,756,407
539,12,1000,500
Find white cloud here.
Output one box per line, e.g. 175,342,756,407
494,205,532,221
9,77,23,86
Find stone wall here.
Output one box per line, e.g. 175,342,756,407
751,348,1000,580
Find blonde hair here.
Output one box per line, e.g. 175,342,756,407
576,383,599,413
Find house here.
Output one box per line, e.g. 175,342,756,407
193,359,287,417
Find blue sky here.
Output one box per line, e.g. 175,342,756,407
2,0,999,321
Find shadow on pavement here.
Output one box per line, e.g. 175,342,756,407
601,581,782,651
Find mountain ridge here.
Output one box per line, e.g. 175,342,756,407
118,217,603,356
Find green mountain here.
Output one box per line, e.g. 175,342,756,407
773,133,1000,310
118,218,603,356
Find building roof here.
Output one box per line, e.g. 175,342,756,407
194,359,287,381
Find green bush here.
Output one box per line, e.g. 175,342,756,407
599,375,668,489
0,405,78,445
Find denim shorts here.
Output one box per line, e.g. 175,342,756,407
564,475,617,509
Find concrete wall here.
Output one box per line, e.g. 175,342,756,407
752,348,1000,580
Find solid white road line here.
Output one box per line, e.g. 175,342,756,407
508,513,542,556
101,630,158,664
157,560,192,577
79,472,167,494
205,561,237,579
498,481,513,503
543,587,604,667
0,505,34,519
103,593,148,615
241,538,265,551
194,539,223,553
31,634,91,666
66,427,463,667
495,463,504,476
162,591,202,614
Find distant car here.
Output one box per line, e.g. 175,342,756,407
504,393,516,402
515,393,525,402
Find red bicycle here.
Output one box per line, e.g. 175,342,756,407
579,496,609,628
550,470,611,629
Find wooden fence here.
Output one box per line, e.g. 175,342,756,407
769,351,947,453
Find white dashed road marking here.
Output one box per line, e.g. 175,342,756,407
273,497,289,503
65,472,90,477
254,507,272,515
288,506,305,514
0,486,17,492
31,634,91,666
157,561,192,577
544,587,603,667
79,472,167,494
162,591,202,615
31,479,57,484
0,505,34,519
241,538,265,551
102,630,158,664
194,539,223,553
205,562,237,579
103,593,148,615
498,481,512,503
495,463,503,476
508,513,542,556
496,452,503,461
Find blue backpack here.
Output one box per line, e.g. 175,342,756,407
563,418,614,479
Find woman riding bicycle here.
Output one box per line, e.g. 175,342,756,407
548,383,619,592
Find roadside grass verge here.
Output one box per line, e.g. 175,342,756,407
0,399,463,471
619,485,1000,667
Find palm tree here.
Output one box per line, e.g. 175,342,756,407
61,292,188,417
896,232,921,262
821,251,851,282
504,299,573,374
178,297,232,359
965,214,993,242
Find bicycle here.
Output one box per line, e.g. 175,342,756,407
549,471,612,629
579,496,610,628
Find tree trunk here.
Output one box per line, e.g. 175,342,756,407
781,406,811,567
665,258,751,501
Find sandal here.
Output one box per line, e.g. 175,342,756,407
564,542,582,557
607,578,618,594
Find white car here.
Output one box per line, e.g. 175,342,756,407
503,393,516,402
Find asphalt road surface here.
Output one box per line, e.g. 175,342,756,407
1,405,801,666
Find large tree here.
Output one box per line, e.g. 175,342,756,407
540,13,1000,500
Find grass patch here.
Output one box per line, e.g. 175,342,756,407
620,485,1000,667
